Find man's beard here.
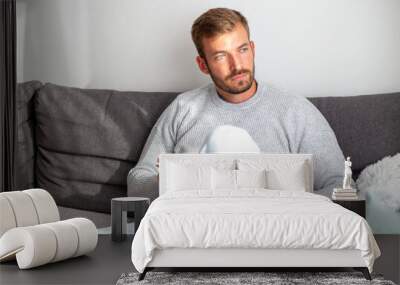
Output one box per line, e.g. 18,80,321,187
208,64,255,95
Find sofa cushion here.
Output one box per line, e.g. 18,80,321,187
35,83,178,213
308,93,400,177
15,81,42,190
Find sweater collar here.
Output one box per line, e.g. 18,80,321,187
210,81,265,110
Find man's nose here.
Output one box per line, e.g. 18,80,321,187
228,54,242,72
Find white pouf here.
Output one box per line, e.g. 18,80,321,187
0,189,60,237
0,195,17,237
0,189,98,269
0,218,98,269
23,188,60,223
1,191,40,227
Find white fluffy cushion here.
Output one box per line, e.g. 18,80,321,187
166,162,212,192
0,218,97,269
237,159,309,192
236,169,268,189
357,153,400,211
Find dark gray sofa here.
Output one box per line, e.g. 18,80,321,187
15,81,400,227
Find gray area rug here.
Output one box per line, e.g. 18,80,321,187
116,271,396,285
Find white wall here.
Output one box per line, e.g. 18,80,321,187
17,0,400,97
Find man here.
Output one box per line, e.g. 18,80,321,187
127,8,345,200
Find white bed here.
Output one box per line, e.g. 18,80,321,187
131,154,380,280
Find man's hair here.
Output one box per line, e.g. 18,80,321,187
191,8,250,58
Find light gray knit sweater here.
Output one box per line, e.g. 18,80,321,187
127,82,345,200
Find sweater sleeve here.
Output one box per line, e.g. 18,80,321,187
287,97,346,197
127,100,180,200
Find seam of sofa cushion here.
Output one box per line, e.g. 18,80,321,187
37,174,127,188
36,144,137,164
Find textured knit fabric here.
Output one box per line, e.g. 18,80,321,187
127,82,346,200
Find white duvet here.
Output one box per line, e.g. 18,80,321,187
131,190,380,273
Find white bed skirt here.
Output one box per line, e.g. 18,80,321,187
148,248,366,268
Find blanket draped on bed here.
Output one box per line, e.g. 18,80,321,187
131,190,380,273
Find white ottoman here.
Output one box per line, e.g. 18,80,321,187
0,218,98,269
0,189,98,269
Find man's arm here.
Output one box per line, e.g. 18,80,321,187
287,98,347,197
127,100,179,201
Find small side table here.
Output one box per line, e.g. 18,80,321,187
332,198,366,218
111,197,150,242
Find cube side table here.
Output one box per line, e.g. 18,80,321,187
111,197,150,242
332,198,366,218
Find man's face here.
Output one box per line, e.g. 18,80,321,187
196,23,255,95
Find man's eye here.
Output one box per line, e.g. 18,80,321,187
215,54,225,61
239,47,249,53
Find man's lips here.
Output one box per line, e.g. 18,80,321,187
230,73,248,81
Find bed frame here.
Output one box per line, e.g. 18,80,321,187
139,248,371,280
138,154,372,281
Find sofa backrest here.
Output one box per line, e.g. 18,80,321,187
15,82,400,213
308,93,400,177
34,83,177,213
15,81,42,190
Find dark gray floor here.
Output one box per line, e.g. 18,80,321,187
374,235,400,284
0,235,133,285
1,235,399,285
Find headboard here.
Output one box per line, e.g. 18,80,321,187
159,153,314,195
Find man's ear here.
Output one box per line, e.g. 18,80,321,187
250,41,255,56
196,56,210,75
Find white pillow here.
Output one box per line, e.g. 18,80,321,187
237,159,309,191
211,168,236,190
166,162,211,192
236,169,268,189
267,167,307,191
211,168,268,190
